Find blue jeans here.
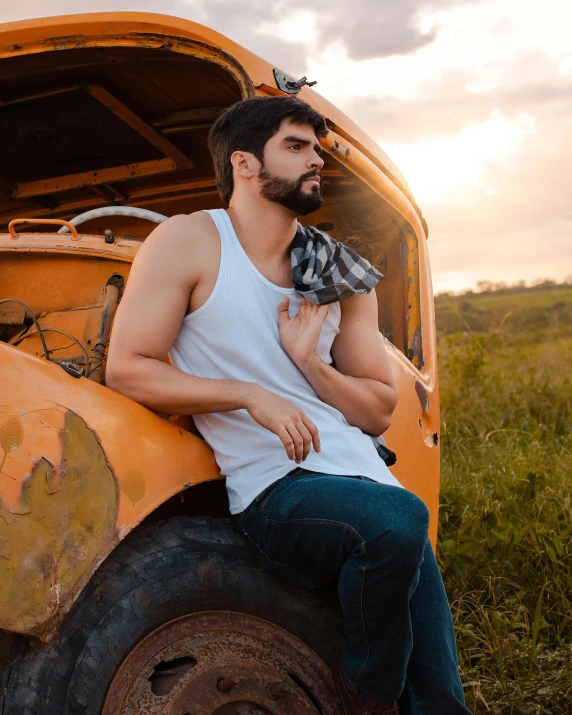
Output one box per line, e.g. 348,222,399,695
237,468,472,714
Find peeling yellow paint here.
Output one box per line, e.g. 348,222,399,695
0,408,67,513
0,409,118,636
0,344,220,639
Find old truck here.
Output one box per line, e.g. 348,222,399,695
0,12,440,714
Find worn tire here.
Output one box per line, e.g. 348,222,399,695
0,516,344,715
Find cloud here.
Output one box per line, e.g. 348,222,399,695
0,0,469,71
286,0,441,61
342,69,572,145
1,0,570,289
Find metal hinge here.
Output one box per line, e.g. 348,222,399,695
273,70,317,94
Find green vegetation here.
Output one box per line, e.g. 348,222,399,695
436,283,572,714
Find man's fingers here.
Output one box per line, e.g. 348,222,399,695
277,426,296,461
295,420,313,461
277,297,290,327
301,300,328,316
285,423,304,462
302,416,321,453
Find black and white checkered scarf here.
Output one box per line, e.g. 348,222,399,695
291,224,382,305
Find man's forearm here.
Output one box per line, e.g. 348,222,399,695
106,355,255,415
296,355,397,436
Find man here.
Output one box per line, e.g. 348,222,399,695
106,96,471,715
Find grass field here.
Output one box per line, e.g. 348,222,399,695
435,284,572,714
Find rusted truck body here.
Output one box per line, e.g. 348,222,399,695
0,13,439,714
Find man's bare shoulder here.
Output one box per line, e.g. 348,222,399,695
138,211,218,280
144,211,216,252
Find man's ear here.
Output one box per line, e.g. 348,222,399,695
230,150,260,178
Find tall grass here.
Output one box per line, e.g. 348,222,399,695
436,290,572,714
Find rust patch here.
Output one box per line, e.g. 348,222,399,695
121,468,145,505
410,326,423,370
0,409,118,638
414,380,429,413
418,412,439,449
331,139,351,161
103,611,338,714
0,417,24,451
0,417,24,475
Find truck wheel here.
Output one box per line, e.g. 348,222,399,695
1,516,343,715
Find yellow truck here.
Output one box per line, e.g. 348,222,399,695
0,13,439,714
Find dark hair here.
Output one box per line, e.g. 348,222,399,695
207,95,328,203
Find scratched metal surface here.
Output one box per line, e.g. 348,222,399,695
0,344,220,641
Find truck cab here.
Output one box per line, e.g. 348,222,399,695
0,13,439,714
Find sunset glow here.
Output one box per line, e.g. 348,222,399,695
1,0,570,293
383,111,537,204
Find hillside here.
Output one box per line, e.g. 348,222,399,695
435,284,572,341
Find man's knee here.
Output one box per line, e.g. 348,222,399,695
363,489,430,560
394,490,430,542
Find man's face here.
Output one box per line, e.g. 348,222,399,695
257,119,325,216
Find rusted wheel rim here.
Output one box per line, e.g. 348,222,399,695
102,610,339,714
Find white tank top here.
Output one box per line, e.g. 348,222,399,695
168,209,402,513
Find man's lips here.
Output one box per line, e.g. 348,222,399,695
305,176,321,185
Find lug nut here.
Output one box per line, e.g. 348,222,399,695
216,675,240,693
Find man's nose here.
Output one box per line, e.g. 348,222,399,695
309,152,324,170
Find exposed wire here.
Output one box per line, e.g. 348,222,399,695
0,298,50,360
13,327,90,376
44,342,76,353
87,356,106,377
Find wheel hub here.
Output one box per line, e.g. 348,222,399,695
102,610,338,714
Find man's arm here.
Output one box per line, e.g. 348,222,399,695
106,213,321,464
106,213,250,414
280,291,398,436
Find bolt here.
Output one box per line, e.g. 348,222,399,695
104,229,115,244
267,681,290,700
216,675,240,693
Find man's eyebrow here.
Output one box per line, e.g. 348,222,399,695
282,135,324,155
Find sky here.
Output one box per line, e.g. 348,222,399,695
1,0,571,293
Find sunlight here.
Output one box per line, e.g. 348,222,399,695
380,110,537,203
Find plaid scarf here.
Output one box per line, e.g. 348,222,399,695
291,224,382,305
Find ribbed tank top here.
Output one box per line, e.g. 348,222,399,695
168,209,402,513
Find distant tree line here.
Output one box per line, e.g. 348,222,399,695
434,276,571,336
437,276,572,298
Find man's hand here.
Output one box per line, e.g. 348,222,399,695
277,296,329,368
283,291,397,437
245,385,321,463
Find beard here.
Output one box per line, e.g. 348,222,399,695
258,167,323,216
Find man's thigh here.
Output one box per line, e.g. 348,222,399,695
239,471,426,589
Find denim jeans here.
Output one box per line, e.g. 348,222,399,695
236,468,472,714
